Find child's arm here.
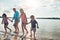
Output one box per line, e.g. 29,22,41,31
35,20,39,28
1,19,3,24
26,21,31,24
37,23,39,28
7,18,13,22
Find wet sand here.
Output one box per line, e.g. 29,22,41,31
0,31,60,40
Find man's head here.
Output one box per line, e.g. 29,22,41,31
13,8,16,12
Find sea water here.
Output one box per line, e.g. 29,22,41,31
0,18,60,39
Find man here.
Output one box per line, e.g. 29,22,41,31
12,8,20,33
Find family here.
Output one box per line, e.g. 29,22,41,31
1,8,39,40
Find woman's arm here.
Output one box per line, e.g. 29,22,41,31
19,13,23,18
27,20,31,24
24,13,28,23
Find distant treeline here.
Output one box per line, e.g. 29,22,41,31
0,16,12,18
0,16,60,19
36,18,60,19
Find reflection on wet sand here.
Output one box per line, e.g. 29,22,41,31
0,32,60,40
10,33,31,40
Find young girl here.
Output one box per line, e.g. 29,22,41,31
20,8,28,36
1,13,12,33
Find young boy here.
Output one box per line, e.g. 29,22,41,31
28,15,39,40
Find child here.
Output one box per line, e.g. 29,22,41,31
20,8,28,36
1,13,12,33
28,15,39,40
12,8,20,33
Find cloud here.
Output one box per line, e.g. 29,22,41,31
0,0,60,17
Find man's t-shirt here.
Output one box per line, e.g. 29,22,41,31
13,11,20,22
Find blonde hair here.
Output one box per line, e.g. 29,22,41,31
20,8,24,13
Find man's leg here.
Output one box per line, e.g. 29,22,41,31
13,23,16,32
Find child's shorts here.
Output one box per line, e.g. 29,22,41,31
31,28,36,32
4,23,8,25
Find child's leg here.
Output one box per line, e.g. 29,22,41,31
6,26,11,32
6,24,11,32
33,28,36,40
30,28,32,37
34,31,36,40
4,25,7,32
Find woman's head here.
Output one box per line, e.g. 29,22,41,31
2,13,7,18
20,8,24,13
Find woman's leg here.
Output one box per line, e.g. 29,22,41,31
22,25,24,36
23,24,28,34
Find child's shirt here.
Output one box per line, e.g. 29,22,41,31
30,20,37,28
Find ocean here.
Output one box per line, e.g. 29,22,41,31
0,18,60,40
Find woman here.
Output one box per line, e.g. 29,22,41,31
20,8,28,36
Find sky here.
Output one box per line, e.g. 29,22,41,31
0,0,60,18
